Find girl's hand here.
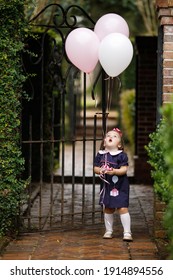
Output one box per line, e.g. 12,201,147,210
106,166,128,176
100,165,113,174
105,169,116,175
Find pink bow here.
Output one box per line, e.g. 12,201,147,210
113,127,123,137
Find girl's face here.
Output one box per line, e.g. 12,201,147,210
104,130,121,150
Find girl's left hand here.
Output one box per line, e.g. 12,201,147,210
106,166,128,176
100,165,112,174
105,169,115,175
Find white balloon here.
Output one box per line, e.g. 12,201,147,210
98,33,133,77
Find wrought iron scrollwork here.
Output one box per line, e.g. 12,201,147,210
27,4,97,96
29,4,95,29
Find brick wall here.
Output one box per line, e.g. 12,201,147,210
134,37,157,184
163,25,173,102
154,195,167,239
154,0,173,248
154,194,168,259
157,0,173,103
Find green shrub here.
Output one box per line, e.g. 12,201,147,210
145,120,170,203
0,0,28,236
161,102,173,259
146,102,173,258
120,89,135,153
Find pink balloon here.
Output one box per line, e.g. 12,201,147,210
65,28,100,73
94,13,129,41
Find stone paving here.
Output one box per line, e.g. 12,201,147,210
0,109,165,260
0,185,161,260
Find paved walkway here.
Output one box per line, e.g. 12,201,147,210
0,185,161,260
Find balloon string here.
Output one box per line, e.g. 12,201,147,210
88,73,98,108
104,76,110,80
95,92,98,108
107,77,110,113
104,77,114,133
88,72,92,89
116,76,122,95
99,76,122,137
105,76,121,134
99,77,111,136
104,112,109,137
107,77,114,112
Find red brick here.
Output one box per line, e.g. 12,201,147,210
163,85,173,92
163,77,173,84
163,42,173,50
164,34,173,42
156,0,173,7
163,52,173,59
158,8,171,17
154,230,167,239
163,68,173,76
163,60,173,67
169,0,173,6
163,92,173,102
155,200,166,212
164,25,173,32
161,17,173,24
155,211,165,220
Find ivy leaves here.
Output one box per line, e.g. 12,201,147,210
0,0,28,237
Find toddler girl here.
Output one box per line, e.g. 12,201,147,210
94,128,133,241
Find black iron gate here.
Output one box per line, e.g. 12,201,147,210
21,4,118,232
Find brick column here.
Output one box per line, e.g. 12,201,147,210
154,0,173,249
156,0,173,103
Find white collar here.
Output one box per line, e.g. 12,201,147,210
98,150,123,156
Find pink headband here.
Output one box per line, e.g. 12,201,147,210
113,127,123,137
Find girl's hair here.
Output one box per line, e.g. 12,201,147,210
100,128,124,150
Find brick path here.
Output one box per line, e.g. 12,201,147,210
0,185,160,260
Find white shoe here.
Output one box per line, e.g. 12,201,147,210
123,232,133,242
103,231,113,239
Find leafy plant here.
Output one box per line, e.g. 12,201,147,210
0,0,29,236
120,89,135,153
161,103,173,259
145,120,170,203
146,102,173,258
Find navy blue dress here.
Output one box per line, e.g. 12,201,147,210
94,150,129,209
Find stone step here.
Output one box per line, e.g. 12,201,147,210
76,110,118,137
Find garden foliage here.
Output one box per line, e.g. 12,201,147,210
161,103,173,259
0,0,28,236
146,102,173,258
145,120,170,203
120,89,135,153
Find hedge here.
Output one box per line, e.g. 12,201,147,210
146,102,173,259
145,120,170,203
0,0,28,236
161,102,173,259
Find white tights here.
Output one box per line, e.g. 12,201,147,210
104,212,131,233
